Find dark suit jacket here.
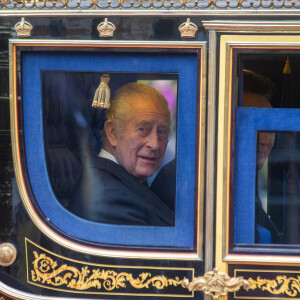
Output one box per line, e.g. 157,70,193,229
150,159,176,211
255,197,281,243
68,156,175,226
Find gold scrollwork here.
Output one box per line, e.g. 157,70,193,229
248,275,300,297
182,268,250,300
31,251,182,292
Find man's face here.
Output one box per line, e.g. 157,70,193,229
243,92,275,169
112,96,170,182
256,131,275,170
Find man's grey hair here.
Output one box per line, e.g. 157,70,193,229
101,82,171,146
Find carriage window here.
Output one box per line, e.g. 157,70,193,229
43,71,177,226
234,54,300,245
255,131,300,244
17,48,200,249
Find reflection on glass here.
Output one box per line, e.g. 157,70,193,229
43,72,177,226
256,131,300,244
255,130,280,244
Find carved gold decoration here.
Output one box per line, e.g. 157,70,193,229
3,0,300,9
0,243,17,267
97,18,116,38
248,276,300,297
178,18,198,39
14,18,33,38
0,296,7,300
182,268,250,300
31,251,182,292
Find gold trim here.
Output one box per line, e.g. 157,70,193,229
204,30,216,290
215,35,300,271
9,39,206,260
234,269,300,299
203,29,217,300
4,11,300,17
203,21,300,33
26,238,193,297
248,276,300,297
182,268,250,300
3,0,300,10
31,251,182,292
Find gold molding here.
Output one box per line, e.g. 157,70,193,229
4,11,300,17
26,238,193,296
203,21,300,33
215,35,300,270
2,0,300,10
204,30,216,278
182,268,250,300
9,39,206,260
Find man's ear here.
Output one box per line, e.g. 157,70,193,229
104,120,118,147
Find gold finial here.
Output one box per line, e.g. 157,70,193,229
92,74,111,109
178,18,198,39
14,18,33,38
97,18,116,38
283,56,292,75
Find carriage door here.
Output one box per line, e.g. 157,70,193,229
213,26,300,300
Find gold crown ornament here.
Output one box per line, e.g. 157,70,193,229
14,18,33,38
97,18,116,38
178,18,198,39
92,74,111,109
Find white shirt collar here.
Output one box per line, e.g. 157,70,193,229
98,148,119,165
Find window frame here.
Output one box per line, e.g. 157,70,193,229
9,39,206,260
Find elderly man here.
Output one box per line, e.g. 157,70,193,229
69,82,174,226
243,69,280,243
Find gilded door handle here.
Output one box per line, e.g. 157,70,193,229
0,243,17,267
182,268,250,300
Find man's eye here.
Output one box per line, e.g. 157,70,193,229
138,126,150,136
158,129,169,139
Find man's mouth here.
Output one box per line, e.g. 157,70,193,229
138,156,158,164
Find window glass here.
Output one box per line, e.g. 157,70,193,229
43,71,177,226
256,131,300,244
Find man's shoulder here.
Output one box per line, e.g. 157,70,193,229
71,155,175,226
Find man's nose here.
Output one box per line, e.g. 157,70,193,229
146,129,160,150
